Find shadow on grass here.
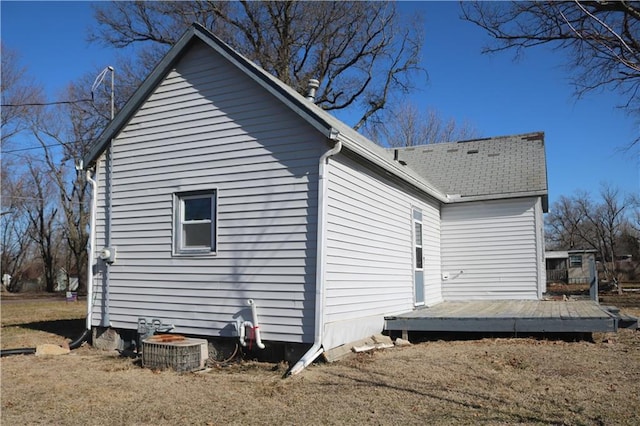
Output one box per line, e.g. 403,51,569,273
320,369,569,425
17,318,86,339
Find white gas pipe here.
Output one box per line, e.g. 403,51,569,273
239,299,265,349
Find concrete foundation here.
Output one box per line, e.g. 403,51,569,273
92,327,125,351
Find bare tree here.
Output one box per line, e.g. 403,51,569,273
1,44,44,146
25,69,121,294
1,44,45,291
576,186,627,291
0,166,33,291
618,221,640,261
462,1,640,144
545,195,585,250
23,159,60,292
631,193,640,234
1,44,123,294
30,129,88,293
364,102,479,147
545,185,633,292
90,0,425,129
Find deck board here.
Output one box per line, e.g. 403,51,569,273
385,300,617,333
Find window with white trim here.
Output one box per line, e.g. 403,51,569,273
174,190,217,254
569,255,582,268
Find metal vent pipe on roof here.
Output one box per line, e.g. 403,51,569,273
305,79,320,102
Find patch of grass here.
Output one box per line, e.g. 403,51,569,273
1,300,86,348
1,297,639,425
1,300,86,325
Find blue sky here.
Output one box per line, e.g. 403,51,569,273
2,1,639,207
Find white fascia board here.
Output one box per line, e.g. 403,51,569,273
447,191,548,204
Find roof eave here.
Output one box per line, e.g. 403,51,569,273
83,26,200,167
446,190,549,210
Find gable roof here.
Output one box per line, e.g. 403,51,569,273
83,23,548,208
393,132,549,211
83,23,448,203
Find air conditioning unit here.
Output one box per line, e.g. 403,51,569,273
142,335,208,372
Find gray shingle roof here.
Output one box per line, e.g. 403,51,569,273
393,132,548,210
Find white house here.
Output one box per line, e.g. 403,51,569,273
82,24,548,373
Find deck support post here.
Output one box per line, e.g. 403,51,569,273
589,257,599,302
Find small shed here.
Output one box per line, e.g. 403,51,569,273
545,249,598,285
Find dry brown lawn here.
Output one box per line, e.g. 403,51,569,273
1,296,639,425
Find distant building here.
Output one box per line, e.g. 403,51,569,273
545,249,598,284
55,268,79,292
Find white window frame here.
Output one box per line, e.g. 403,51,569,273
569,254,582,268
173,189,217,255
412,207,425,306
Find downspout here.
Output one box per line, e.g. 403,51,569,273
287,137,342,376
85,169,98,330
102,67,115,326
102,145,112,326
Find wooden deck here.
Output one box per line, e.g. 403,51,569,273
384,300,618,334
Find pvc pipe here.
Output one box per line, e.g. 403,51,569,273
69,329,91,350
288,138,342,376
86,170,98,330
238,321,253,347
0,347,36,357
247,299,265,349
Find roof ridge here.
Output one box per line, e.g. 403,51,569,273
391,131,545,151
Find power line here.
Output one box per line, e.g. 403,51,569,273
2,195,86,206
3,143,68,154
2,195,55,202
3,139,89,154
0,99,93,107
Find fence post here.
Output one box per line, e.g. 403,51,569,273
589,257,599,302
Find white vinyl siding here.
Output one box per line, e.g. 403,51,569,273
440,198,540,300
322,154,442,349
91,40,324,343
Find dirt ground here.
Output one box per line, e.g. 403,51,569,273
1,294,639,425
